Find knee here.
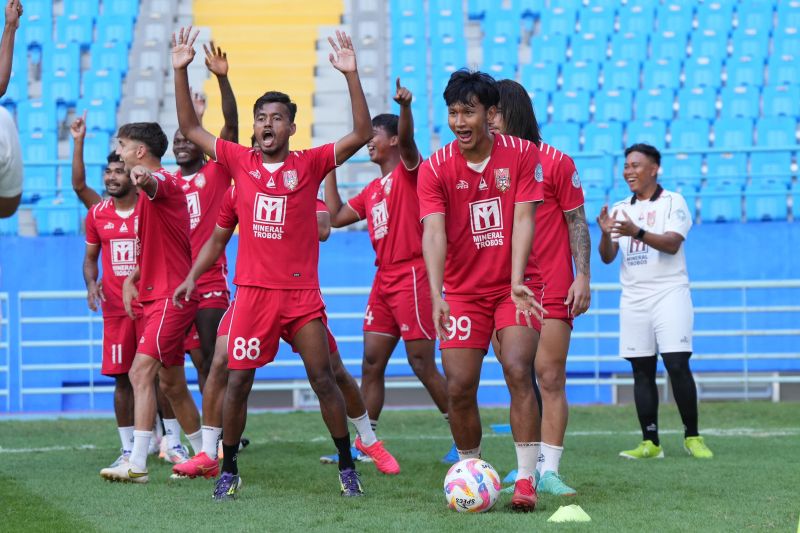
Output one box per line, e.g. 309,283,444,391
406,351,428,376
503,361,532,390
307,368,337,397
537,366,565,395
663,355,691,378
447,379,476,408
115,374,132,391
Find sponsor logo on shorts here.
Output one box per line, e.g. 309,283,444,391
469,198,504,249
494,168,510,192
401,324,409,332
371,199,389,240
252,193,286,240
680,336,689,344
186,191,201,230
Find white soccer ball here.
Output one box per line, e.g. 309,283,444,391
443,458,502,513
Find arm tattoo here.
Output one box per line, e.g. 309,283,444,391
565,206,591,277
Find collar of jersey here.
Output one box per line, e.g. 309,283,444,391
630,184,663,204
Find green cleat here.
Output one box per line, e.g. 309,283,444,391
684,436,713,458
537,471,577,496
619,440,664,459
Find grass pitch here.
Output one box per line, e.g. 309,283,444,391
1,402,798,532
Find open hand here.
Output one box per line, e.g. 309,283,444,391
203,41,229,77
172,26,199,70
511,284,547,326
596,206,616,235
328,30,357,74
611,210,640,239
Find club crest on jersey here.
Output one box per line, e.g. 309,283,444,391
248,170,261,180
647,210,656,227
571,171,581,188
535,164,544,182
495,168,510,192
283,170,298,190
195,173,206,189
383,177,393,196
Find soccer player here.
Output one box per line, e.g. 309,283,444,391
322,78,451,462
100,122,202,483
172,26,373,499
597,143,713,460
0,0,23,218
489,80,591,495
418,70,545,512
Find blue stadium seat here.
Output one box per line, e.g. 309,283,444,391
650,31,688,60
684,57,723,88
656,3,694,35
55,14,94,48
642,58,681,90
530,34,568,63
581,181,607,222
720,85,760,119
696,2,734,33
773,28,800,57
745,181,789,221
659,179,698,219
22,16,50,46
0,212,18,235
543,121,581,154
626,120,667,147
583,122,623,153
594,89,633,122
756,116,797,146
484,9,522,47
42,69,80,105
714,118,754,149
551,91,591,123
737,1,774,31
23,0,53,19
617,5,655,34
97,16,135,44
705,152,748,185
636,88,674,121
102,0,139,18
776,0,800,30
431,44,465,79
609,32,648,62
792,182,800,220
520,62,559,93
34,205,81,235
579,6,615,35
393,18,424,48
767,55,800,86
531,91,549,121
63,0,100,17
0,69,26,104
431,7,464,46
83,69,123,103
483,44,516,79
16,99,57,132
561,61,599,92
466,0,492,20
603,59,640,91
520,0,546,21
76,97,117,132
570,32,609,63
539,6,577,35
730,28,769,60
608,183,633,204
42,42,80,74
393,0,424,18
22,132,58,197
393,45,426,77
750,151,793,183
762,85,800,117
90,41,130,73
690,29,728,59
700,182,743,223
670,119,710,149
575,155,614,188
677,87,717,120
726,55,765,88
660,153,703,186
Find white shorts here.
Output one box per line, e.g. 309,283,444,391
619,286,693,358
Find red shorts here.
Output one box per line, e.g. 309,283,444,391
184,324,201,352
137,298,197,367
102,315,143,376
196,289,230,310
226,286,326,370
542,297,574,328
363,259,434,341
440,285,544,352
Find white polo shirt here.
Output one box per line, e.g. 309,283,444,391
0,106,23,199
612,186,692,300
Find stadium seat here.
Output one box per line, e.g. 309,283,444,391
0,212,18,235
579,6,615,35
22,132,58,198
63,0,99,17
684,57,723,88
530,34,568,63
714,118,754,149
670,118,710,149
22,16,50,46
617,5,655,34
777,0,800,30
484,9,522,47
609,32,648,62
700,181,743,223
431,12,464,46
705,152,748,185
0,69,26,104
767,55,800,86
42,42,81,74
594,89,633,122
83,69,123,103
737,1,774,32
542,121,581,155
34,205,81,235
55,14,94,48
756,116,797,146
603,59,640,91
551,91,591,123
76,97,117,132
635,88,675,121
650,31,688,61
393,18,424,48
570,32,609,63
696,2,734,34
677,87,717,120
42,69,80,105
575,154,614,188
96,16,135,45
745,181,789,221
720,85,760,119
393,45,426,77
750,151,793,183
726,56,765,88
583,122,623,153
16,99,57,133
660,153,703,186
656,4,694,35
773,28,800,57
659,179,698,220
690,29,728,59
90,41,130,73
539,6,577,35
730,28,769,60
792,182,800,220
641,58,681,90
483,44,516,79
626,120,667,147
23,0,53,19
466,0,491,20
520,62,559,94
392,0,424,18
580,181,607,222
762,85,800,117
102,0,139,18
561,61,599,92
431,44,465,80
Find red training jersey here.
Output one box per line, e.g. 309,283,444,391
213,138,337,289
417,135,544,298
85,199,141,317
347,159,423,268
176,160,230,293
134,168,193,302
534,142,585,300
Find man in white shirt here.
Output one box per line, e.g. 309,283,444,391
0,0,23,218
597,144,713,460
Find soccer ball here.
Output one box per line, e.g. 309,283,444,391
443,458,502,513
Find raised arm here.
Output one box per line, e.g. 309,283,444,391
328,30,372,164
204,41,238,143
70,111,102,208
597,206,620,264
83,244,104,312
173,225,234,304
173,27,217,158
0,0,22,96
564,206,591,316
393,78,420,170
323,169,360,228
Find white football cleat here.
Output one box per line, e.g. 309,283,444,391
100,461,149,484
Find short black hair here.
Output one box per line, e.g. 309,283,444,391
117,122,168,158
625,143,661,166
253,91,297,122
443,69,499,109
496,79,541,144
372,114,398,137
106,151,123,164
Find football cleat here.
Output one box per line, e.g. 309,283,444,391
510,476,537,512
212,472,242,501
619,440,664,459
100,461,149,484
684,436,714,458
354,437,400,475
441,442,459,464
164,444,191,464
339,468,364,497
172,452,219,479
149,435,161,456
319,446,372,465
537,471,576,496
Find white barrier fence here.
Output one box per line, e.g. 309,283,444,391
0,292,9,411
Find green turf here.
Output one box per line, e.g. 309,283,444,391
1,402,798,532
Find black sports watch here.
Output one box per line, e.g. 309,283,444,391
636,228,646,240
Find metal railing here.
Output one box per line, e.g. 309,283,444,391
0,292,9,411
